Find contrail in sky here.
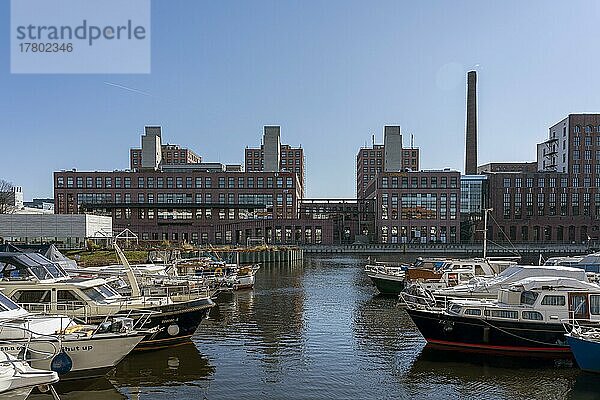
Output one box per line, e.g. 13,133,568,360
103,81,154,97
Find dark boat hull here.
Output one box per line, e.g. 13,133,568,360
88,298,214,350
406,308,571,356
368,275,405,295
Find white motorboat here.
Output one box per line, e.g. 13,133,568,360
0,350,58,400
0,247,214,351
0,291,145,378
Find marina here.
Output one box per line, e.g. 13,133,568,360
4,1,600,399
7,253,600,399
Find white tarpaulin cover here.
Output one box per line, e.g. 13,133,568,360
437,265,589,296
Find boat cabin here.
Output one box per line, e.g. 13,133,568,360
446,277,600,324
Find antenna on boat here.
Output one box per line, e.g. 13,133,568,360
114,242,141,297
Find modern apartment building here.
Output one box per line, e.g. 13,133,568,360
356,125,419,199
483,114,600,244
54,126,331,245
364,169,461,244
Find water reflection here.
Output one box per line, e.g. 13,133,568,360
28,376,125,400
38,255,598,399
109,342,214,388
569,372,600,399
406,346,578,399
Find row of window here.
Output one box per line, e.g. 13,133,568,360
75,192,295,206
502,191,600,218
360,149,418,157
246,150,302,158
493,224,592,243
57,175,295,190
505,177,600,191
109,207,294,220
573,125,600,134
381,176,459,189
380,225,457,244
139,226,321,245
461,308,543,321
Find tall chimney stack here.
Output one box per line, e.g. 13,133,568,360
465,70,477,175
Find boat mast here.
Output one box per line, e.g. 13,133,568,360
483,208,490,260
114,242,141,297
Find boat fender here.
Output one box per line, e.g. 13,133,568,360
51,351,73,374
167,324,180,336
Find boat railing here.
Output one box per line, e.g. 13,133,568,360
399,290,440,310
562,316,600,333
0,337,58,364
364,264,406,277
0,319,74,363
19,301,96,321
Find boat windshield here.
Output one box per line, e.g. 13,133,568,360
0,292,20,311
0,253,68,281
82,284,122,303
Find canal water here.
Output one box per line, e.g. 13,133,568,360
32,256,600,399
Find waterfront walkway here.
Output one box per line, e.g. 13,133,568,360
301,242,590,256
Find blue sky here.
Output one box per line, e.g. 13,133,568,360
2,1,600,200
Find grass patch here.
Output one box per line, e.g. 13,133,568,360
64,250,149,267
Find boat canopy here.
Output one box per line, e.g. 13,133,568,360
509,276,600,292
0,252,69,281
42,244,79,269
574,252,600,273
439,264,590,295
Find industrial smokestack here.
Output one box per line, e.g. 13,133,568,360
465,70,477,175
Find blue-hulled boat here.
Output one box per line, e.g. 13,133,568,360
567,329,600,373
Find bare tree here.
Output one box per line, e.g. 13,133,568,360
0,179,16,214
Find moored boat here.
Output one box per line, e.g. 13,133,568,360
364,262,406,295
566,327,600,373
366,257,512,296
0,248,215,351
403,277,600,356
0,351,59,400
0,290,145,378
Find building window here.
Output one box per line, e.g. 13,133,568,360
526,178,533,188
